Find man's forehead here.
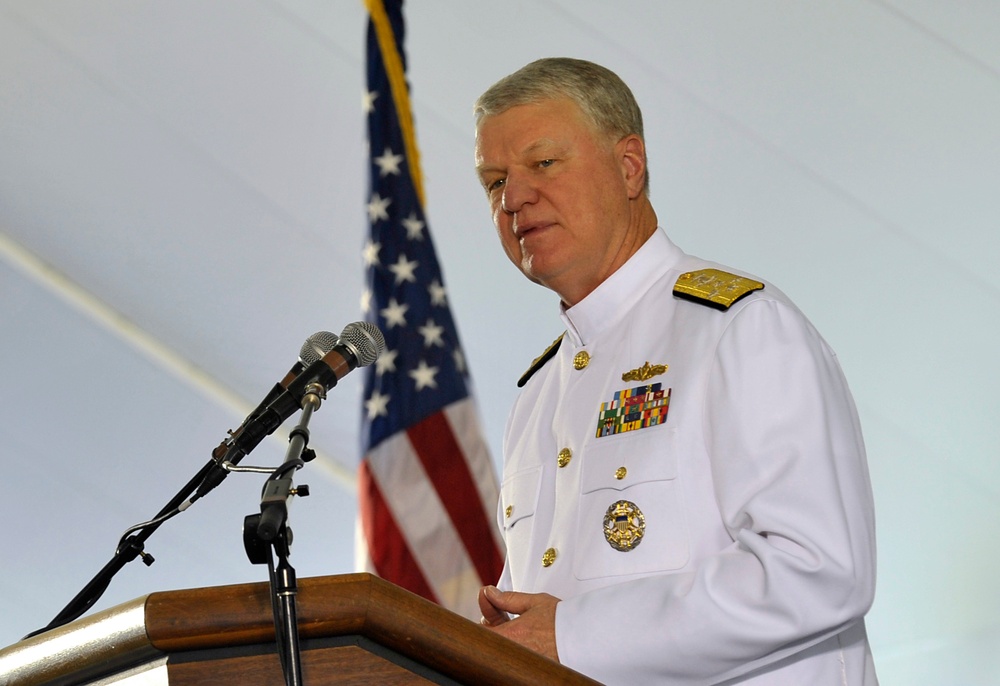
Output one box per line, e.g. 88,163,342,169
477,108,574,152
474,99,592,170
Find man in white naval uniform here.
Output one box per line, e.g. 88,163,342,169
473,58,878,685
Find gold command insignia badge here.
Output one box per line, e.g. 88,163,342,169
603,500,646,552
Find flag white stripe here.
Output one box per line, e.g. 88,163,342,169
364,425,482,618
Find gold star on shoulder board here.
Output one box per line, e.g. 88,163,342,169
517,334,564,388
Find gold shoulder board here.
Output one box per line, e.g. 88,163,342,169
673,268,764,311
517,334,564,388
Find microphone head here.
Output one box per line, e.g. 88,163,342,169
300,331,339,365
339,321,386,367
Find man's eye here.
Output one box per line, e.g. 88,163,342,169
538,159,555,168
487,178,506,192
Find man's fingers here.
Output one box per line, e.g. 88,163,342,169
482,586,545,615
478,585,510,626
478,589,561,662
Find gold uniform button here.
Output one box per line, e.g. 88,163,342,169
573,350,590,370
505,505,513,519
542,547,557,567
615,466,627,480
557,448,572,468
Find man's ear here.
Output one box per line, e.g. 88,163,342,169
619,134,647,198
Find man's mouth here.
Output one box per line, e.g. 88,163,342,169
515,221,550,239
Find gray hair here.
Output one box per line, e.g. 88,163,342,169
474,58,648,189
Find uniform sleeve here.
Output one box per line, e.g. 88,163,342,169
555,298,877,684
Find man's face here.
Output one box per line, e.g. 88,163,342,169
475,98,638,305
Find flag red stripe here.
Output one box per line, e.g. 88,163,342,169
358,460,439,603
406,412,504,585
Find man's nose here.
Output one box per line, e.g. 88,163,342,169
501,171,537,214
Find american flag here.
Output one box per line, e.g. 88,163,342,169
357,0,504,619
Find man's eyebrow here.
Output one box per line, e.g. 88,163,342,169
476,138,563,177
524,138,560,156
475,162,501,180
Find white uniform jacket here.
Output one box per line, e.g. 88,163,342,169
497,228,878,685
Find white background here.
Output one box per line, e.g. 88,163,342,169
1,2,997,683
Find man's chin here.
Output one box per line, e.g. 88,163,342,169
518,259,545,287
520,254,570,293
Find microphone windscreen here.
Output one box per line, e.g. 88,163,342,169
300,331,339,365
340,321,385,367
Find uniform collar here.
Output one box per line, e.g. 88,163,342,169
560,227,684,346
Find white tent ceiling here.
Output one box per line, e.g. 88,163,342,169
1,1,998,682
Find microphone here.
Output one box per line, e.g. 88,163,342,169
299,330,340,366
226,321,385,457
195,323,383,500
204,330,337,462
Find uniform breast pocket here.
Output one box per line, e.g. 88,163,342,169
574,428,689,580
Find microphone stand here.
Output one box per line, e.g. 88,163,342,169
23,462,213,638
23,383,292,640
25,324,380,641
243,381,324,686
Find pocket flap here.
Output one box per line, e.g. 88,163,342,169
581,428,678,494
500,465,542,530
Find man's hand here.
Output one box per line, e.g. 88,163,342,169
478,585,560,661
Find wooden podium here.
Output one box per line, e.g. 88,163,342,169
0,573,602,685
